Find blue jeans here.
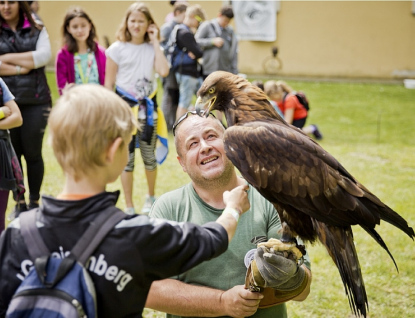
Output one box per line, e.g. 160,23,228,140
175,73,200,110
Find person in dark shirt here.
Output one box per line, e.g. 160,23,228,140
160,2,188,131
172,4,206,121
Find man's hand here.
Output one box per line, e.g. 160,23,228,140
220,285,263,318
252,246,305,291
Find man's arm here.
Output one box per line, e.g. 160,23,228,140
146,279,263,317
195,21,220,49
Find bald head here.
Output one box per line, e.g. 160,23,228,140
174,113,225,157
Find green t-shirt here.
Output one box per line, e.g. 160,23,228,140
150,182,310,318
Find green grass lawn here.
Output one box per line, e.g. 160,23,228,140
6,73,415,317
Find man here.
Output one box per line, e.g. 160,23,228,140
147,112,312,318
195,5,238,79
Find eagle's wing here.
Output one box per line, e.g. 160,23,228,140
223,121,383,229
224,121,375,316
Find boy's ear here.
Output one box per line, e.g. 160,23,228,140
106,137,124,164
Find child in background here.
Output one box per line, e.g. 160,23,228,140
105,2,169,215
252,79,284,118
0,84,251,317
0,78,23,233
55,7,106,95
264,80,323,140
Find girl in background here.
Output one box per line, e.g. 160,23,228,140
0,77,23,233
0,1,51,214
56,7,106,95
105,2,169,215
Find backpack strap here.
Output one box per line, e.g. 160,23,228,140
70,207,126,265
19,206,126,264
20,208,49,261
209,21,221,37
45,208,126,287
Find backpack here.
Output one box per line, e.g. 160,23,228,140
164,24,194,71
283,91,310,111
6,207,126,318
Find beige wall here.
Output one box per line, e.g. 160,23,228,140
40,1,415,79
267,1,415,79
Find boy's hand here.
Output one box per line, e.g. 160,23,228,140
188,52,196,60
212,37,224,48
223,184,250,215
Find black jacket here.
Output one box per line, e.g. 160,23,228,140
175,25,203,78
0,24,50,106
0,191,228,317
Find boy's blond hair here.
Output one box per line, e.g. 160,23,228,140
185,4,206,21
48,84,138,179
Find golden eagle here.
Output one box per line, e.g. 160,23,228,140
195,71,414,317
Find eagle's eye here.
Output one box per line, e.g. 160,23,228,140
208,87,215,94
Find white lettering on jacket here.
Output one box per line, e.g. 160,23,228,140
17,246,132,292
86,254,132,292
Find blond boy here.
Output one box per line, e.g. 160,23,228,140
0,84,250,317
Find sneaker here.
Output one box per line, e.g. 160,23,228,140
311,124,323,140
124,207,136,215
141,195,156,215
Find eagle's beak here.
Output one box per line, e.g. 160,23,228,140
195,96,216,117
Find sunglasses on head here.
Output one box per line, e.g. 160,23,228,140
172,110,216,136
194,15,203,24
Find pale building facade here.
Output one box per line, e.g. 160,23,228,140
40,1,415,79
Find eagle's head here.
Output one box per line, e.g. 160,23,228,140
195,71,282,126
195,71,243,114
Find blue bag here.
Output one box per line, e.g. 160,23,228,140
6,207,126,318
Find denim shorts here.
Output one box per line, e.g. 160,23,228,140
175,73,201,109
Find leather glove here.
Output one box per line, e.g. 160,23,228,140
245,238,309,308
252,246,305,291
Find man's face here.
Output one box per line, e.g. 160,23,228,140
175,115,234,185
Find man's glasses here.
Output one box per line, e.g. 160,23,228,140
172,110,216,136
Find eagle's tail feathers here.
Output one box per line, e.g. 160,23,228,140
315,221,369,317
359,196,415,240
377,206,415,240
361,225,398,272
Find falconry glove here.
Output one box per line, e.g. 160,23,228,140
245,238,309,308
253,246,305,290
